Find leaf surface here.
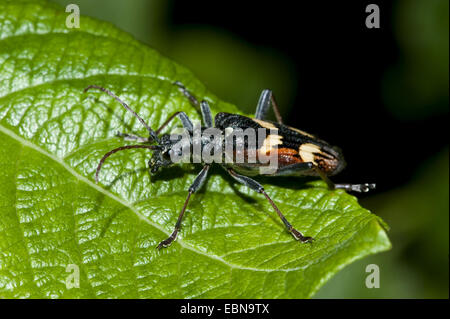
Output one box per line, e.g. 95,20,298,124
0,0,391,298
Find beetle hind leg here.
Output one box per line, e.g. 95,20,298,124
334,183,376,193
226,167,314,243
254,89,283,124
314,167,376,193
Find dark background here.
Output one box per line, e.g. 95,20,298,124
52,0,449,298
169,0,447,194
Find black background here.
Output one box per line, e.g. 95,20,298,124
167,0,448,193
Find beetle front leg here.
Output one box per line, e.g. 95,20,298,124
226,168,314,243
155,111,194,134
157,164,211,249
173,81,213,127
174,81,200,107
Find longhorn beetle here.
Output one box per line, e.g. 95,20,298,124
85,83,375,249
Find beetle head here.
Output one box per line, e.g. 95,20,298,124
148,134,179,173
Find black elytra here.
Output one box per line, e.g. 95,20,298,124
84,82,375,249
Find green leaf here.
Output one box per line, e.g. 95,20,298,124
0,0,391,298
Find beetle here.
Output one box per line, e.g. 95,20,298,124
84,82,375,249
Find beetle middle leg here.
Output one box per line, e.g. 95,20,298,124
157,164,211,249
226,168,314,243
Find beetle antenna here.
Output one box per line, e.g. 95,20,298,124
85,85,159,142
95,145,160,183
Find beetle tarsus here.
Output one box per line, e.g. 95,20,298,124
290,227,314,243
333,182,376,193
156,231,178,250
362,183,376,192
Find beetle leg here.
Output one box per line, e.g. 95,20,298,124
333,182,376,193
254,89,283,124
271,162,315,176
226,168,314,243
156,111,193,134
200,100,213,127
314,167,376,193
173,81,200,107
254,90,271,121
157,164,211,249
173,81,213,128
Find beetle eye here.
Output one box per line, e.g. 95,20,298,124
150,166,159,174
163,150,171,161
